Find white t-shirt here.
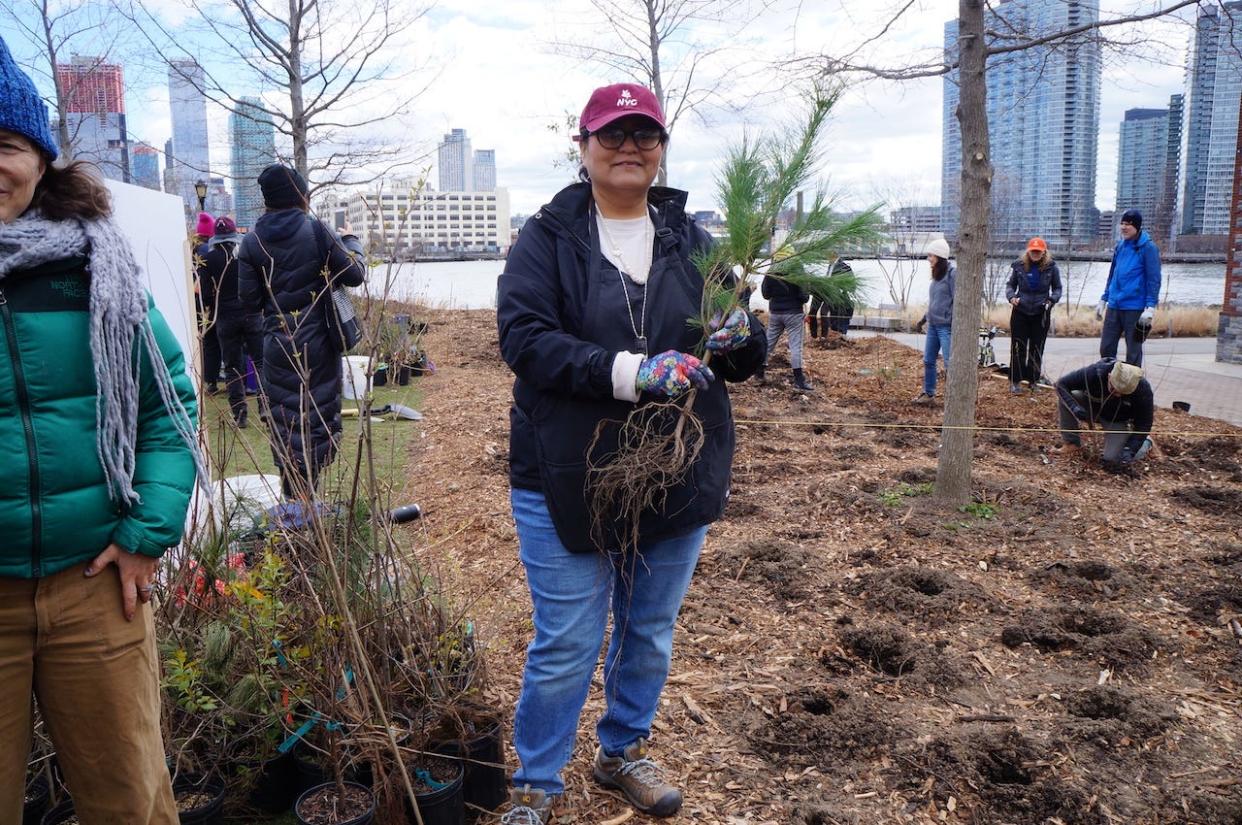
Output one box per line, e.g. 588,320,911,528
596,213,653,285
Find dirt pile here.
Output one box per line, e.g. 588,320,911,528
406,313,1242,824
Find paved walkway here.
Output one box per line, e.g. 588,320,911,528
874,332,1242,427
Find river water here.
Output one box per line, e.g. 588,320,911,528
359,258,1229,311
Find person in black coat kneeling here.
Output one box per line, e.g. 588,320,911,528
238,164,366,498
1054,359,1154,471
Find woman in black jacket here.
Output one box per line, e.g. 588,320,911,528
496,84,764,824
1006,236,1062,392
238,164,366,498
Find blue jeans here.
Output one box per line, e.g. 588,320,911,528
509,488,707,796
923,323,951,395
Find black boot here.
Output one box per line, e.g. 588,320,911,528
793,368,813,391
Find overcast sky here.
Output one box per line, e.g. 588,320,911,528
7,0,1200,216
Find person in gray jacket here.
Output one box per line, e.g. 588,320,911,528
913,238,955,403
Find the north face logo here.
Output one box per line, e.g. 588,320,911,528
617,88,638,108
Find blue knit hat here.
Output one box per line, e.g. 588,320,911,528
0,36,59,160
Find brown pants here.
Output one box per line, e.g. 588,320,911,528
0,562,177,824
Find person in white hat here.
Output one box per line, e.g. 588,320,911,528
1054,359,1154,470
912,238,955,403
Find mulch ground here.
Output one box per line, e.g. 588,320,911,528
398,309,1242,825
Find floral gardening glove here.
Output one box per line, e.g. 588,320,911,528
636,350,715,398
705,308,751,353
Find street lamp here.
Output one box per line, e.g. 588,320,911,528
194,179,207,212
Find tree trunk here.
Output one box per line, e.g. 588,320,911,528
935,0,991,502
645,0,668,186
288,0,309,179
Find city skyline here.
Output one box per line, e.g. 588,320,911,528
2,2,1226,222
941,0,1103,248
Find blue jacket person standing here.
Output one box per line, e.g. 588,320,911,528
496,83,764,823
1098,209,1160,366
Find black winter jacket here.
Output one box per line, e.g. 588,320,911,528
1055,359,1153,454
497,182,765,554
1006,259,1063,316
238,210,366,475
195,234,244,316
761,272,809,314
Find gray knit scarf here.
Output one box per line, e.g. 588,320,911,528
0,211,206,505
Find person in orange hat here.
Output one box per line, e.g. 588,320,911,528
1005,236,1062,393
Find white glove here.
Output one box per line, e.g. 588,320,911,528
1140,307,1154,324
1095,300,1106,321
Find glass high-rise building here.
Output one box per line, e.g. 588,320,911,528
130,144,161,190
230,97,277,229
941,0,1102,247
1116,100,1181,246
168,58,211,217
473,148,496,192
1177,2,1242,237
438,128,473,192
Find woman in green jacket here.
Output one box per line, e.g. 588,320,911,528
0,37,200,824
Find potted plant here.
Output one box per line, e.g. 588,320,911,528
294,780,375,825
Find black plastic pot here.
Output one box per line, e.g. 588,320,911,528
40,800,75,825
294,781,376,825
173,772,226,824
294,754,331,794
396,365,411,386
1172,400,1191,413
23,775,49,825
434,717,506,818
407,761,465,825
373,366,388,387
237,751,301,814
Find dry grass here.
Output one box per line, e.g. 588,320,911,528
877,302,1221,338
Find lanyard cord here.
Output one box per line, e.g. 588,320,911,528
596,205,654,353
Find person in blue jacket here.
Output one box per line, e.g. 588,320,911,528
1098,209,1161,366
496,83,765,824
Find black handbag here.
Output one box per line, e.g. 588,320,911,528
311,218,362,352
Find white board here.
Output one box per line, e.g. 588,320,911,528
104,179,197,363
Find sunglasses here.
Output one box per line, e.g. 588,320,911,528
583,125,667,151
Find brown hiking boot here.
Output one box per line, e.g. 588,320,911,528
592,738,682,817
500,785,553,824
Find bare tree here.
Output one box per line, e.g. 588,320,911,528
2,0,131,163
548,0,770,185
797,0,1202,501
124,0,431,190
868,178,938,310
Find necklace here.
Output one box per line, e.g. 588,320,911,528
596,208,654,355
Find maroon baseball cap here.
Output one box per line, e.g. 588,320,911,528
579,83,666,132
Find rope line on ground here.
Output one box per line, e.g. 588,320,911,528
733,418,1241,438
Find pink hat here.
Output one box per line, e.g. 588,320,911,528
579,83,666,133
195,212,215,237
